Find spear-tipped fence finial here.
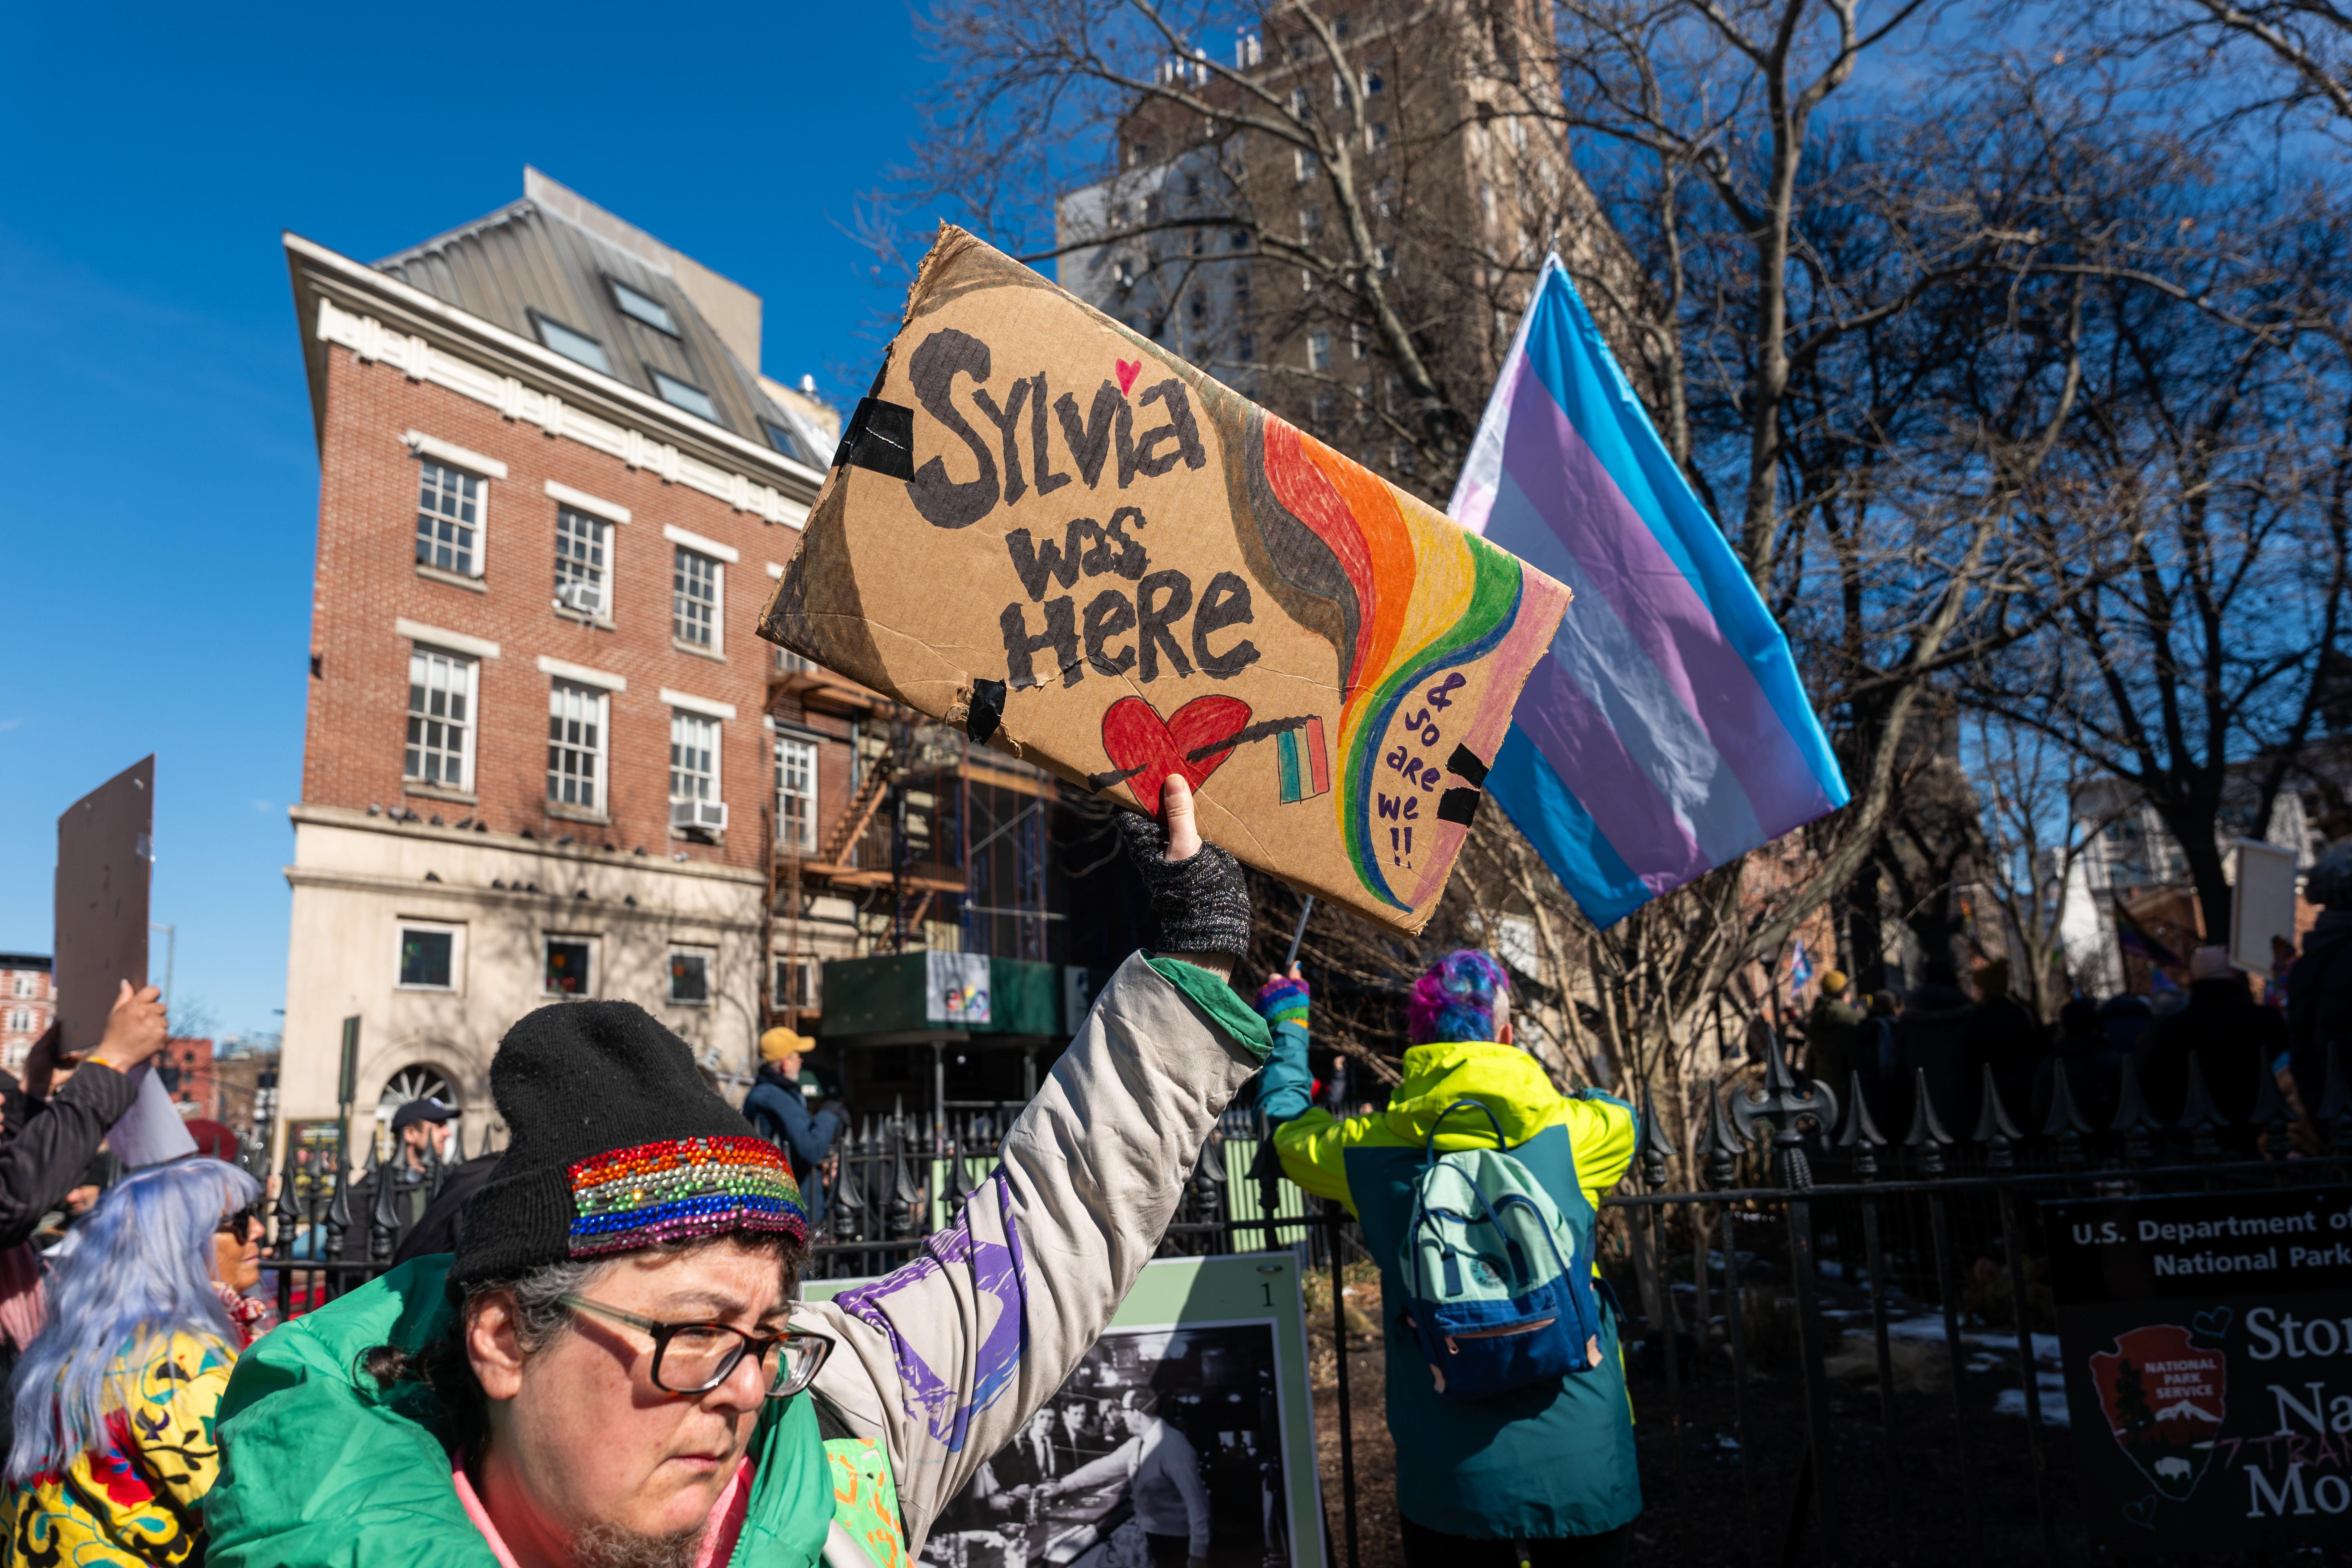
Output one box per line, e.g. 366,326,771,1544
1836,1069,1886,1179
2110,1057,2161,1166
2040,1058,2093,1166
1970,1064,2023,1169
1902,1066,1954,1176
1730,1029,1838,1190
2248,1054,2294,1157
1637,1092,1671,1191
2175,1054,2228,1161
1705,1077,1745,1187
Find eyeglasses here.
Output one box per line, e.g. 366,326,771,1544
557,1294,834,1399
216,1203,264,1237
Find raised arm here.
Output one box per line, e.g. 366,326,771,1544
795,778,1267,1553
0,983,164,1249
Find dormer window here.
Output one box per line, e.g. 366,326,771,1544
761,420,809,463
611,279,680,336
533,313,612,374
652,370,719,423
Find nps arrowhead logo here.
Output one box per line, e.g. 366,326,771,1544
2091,1323,2227,1503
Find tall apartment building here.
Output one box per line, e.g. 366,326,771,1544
279,169,858,1150
0,955,53,1074
1053,0,1619,494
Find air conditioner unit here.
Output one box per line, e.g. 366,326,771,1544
555,581,605,617
671,799,728,832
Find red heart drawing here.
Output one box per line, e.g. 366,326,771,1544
1115,358,1142,395
1102,694,1252,810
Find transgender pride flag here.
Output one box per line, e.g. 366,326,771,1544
1450,256,1848,926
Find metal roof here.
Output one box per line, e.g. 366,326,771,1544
374,200,828,463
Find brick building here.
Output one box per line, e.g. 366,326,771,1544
0,955,53,1074
278,169,855,1151
161,1036,218,1123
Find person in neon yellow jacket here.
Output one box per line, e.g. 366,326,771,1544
1258,951,1641,1568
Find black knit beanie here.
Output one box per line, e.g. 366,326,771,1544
450,1001,805,1289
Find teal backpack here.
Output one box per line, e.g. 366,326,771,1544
1398,1100,1606,1400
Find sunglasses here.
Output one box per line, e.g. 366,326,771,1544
557,1294,835,1399
215,1202,265,1237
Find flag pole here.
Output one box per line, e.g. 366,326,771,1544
1283,895,1316,971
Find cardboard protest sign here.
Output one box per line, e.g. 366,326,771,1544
54,756,195,1167
761,227,1572,933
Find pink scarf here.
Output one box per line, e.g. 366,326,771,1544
216,1283,269,1349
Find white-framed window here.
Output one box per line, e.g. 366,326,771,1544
670,710,724,831
1307,330,1332,371
547,682,608,811
673,547,720,648
1299,205,1323,241
543,935,595,997
415,459,484,577
405,646,476,789
9,976,31,998
773,955,822,1011
4,1010,28,1034
554,507,609,618
397,922,462,990
1368,121,1390,154
668,947,713,1005
775,735,819,852
1293,148,1318,184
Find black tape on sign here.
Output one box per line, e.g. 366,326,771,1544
965,679,1008,746
1446,744,1490,788
1437,788,1482,826
835,398,916,480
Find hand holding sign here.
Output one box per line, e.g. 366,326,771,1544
88,980,169,1074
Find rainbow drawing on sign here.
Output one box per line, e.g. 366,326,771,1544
1218,410,1558,911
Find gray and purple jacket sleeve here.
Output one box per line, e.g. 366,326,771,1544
793,949,1261,1554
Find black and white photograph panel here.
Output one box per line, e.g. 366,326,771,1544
920,1322,1292,1568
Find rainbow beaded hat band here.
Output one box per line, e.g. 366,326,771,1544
453,1001,808,1288
569,1136,805,1257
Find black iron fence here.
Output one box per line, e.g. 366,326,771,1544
250,1037,2352,1568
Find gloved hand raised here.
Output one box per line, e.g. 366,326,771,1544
1116,776,1250,978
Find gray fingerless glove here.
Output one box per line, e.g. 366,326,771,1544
1116,811,1252,958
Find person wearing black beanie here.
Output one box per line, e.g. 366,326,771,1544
205,776,1275,1568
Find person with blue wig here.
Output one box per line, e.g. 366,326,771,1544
1258,949,1642,1567
4,1154,262,1565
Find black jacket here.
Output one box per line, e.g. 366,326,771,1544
390,1153,501,1266
1898,984,1977,1134
2137,978,2285,1151
2289,912,2352,1111
0,1063,136,1251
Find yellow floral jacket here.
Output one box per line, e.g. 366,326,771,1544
5,1330,236,1567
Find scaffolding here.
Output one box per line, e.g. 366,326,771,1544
760,648,1056,1038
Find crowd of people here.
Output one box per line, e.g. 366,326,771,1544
1797,843,2352,1151
1,813,2343,1567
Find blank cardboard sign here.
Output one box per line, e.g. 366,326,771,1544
54,755,195,1167
54,756,154,1056
761,227,1572,934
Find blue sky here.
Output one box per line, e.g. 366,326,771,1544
0,3,940,1038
